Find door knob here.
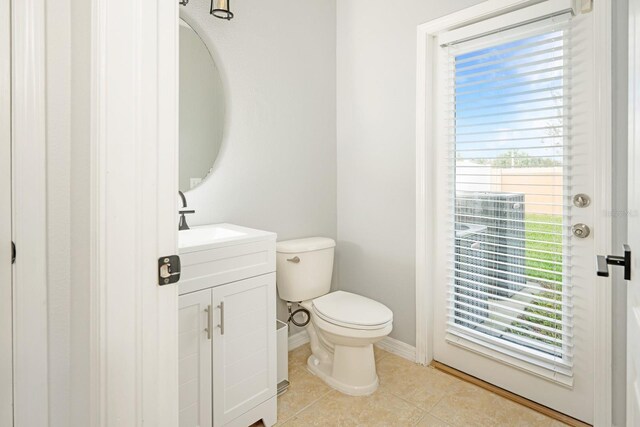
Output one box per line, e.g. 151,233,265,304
572,223,591,238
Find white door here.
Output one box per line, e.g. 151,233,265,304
179,289,213,427
212,274,276,426
0,0,12,422
429,1,607,423
628,0,640,423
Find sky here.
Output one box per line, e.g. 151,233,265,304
453,28,567,165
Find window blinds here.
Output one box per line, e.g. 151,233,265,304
443,14,573,377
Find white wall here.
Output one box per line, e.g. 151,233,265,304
180,0,337,330
336,0,483,345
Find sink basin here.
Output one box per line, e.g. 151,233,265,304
180,225,246,247
179,223,276,253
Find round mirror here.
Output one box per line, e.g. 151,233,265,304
179,19,226,192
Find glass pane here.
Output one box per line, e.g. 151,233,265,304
451,29,568,360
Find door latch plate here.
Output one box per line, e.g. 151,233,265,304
158,255,181,286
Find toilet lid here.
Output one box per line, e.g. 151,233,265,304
312,291,393,328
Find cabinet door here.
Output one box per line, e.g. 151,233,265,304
179,289,213,427
212,273,276,426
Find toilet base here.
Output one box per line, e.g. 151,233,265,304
306,345,379,396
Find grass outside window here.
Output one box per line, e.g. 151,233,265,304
508,213,565,348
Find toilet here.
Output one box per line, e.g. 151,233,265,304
276,237,393,396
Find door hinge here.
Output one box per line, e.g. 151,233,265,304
158,255,181,286
11,241,15,264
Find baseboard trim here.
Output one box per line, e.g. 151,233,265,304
288,330,309,351
288,331,417,364
432,361,590,427
375,337,417,362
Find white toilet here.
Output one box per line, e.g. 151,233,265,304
276,237,393,396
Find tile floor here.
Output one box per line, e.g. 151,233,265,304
269,344,569,427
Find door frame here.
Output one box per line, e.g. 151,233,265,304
87,0,179,425
11,0,50,425
0,0,12,423
415,0,613,424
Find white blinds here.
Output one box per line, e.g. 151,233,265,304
443,14,573,377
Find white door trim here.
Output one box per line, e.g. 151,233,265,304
0,0,12,423
415,0,612,424
628,1,640,424
590,2,614,425
11,0,50,425
88,0,179,425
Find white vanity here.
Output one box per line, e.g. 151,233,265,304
178,223,277,427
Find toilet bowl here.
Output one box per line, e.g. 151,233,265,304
300,291,392,396
276,238,393,396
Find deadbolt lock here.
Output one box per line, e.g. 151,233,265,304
573,194,591,208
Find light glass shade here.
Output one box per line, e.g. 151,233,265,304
210,0,233,20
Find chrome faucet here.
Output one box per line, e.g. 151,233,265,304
178,191,195,231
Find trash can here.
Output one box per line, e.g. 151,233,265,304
276,320,289,395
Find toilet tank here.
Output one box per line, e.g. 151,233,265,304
276,237,336,302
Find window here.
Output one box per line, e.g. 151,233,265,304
443,14,573,375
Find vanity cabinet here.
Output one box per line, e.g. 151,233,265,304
178,224,277,427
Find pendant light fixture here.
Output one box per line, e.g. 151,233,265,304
210,0,233,20
178,0,234,21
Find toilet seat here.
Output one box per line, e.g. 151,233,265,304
312,291,393,330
